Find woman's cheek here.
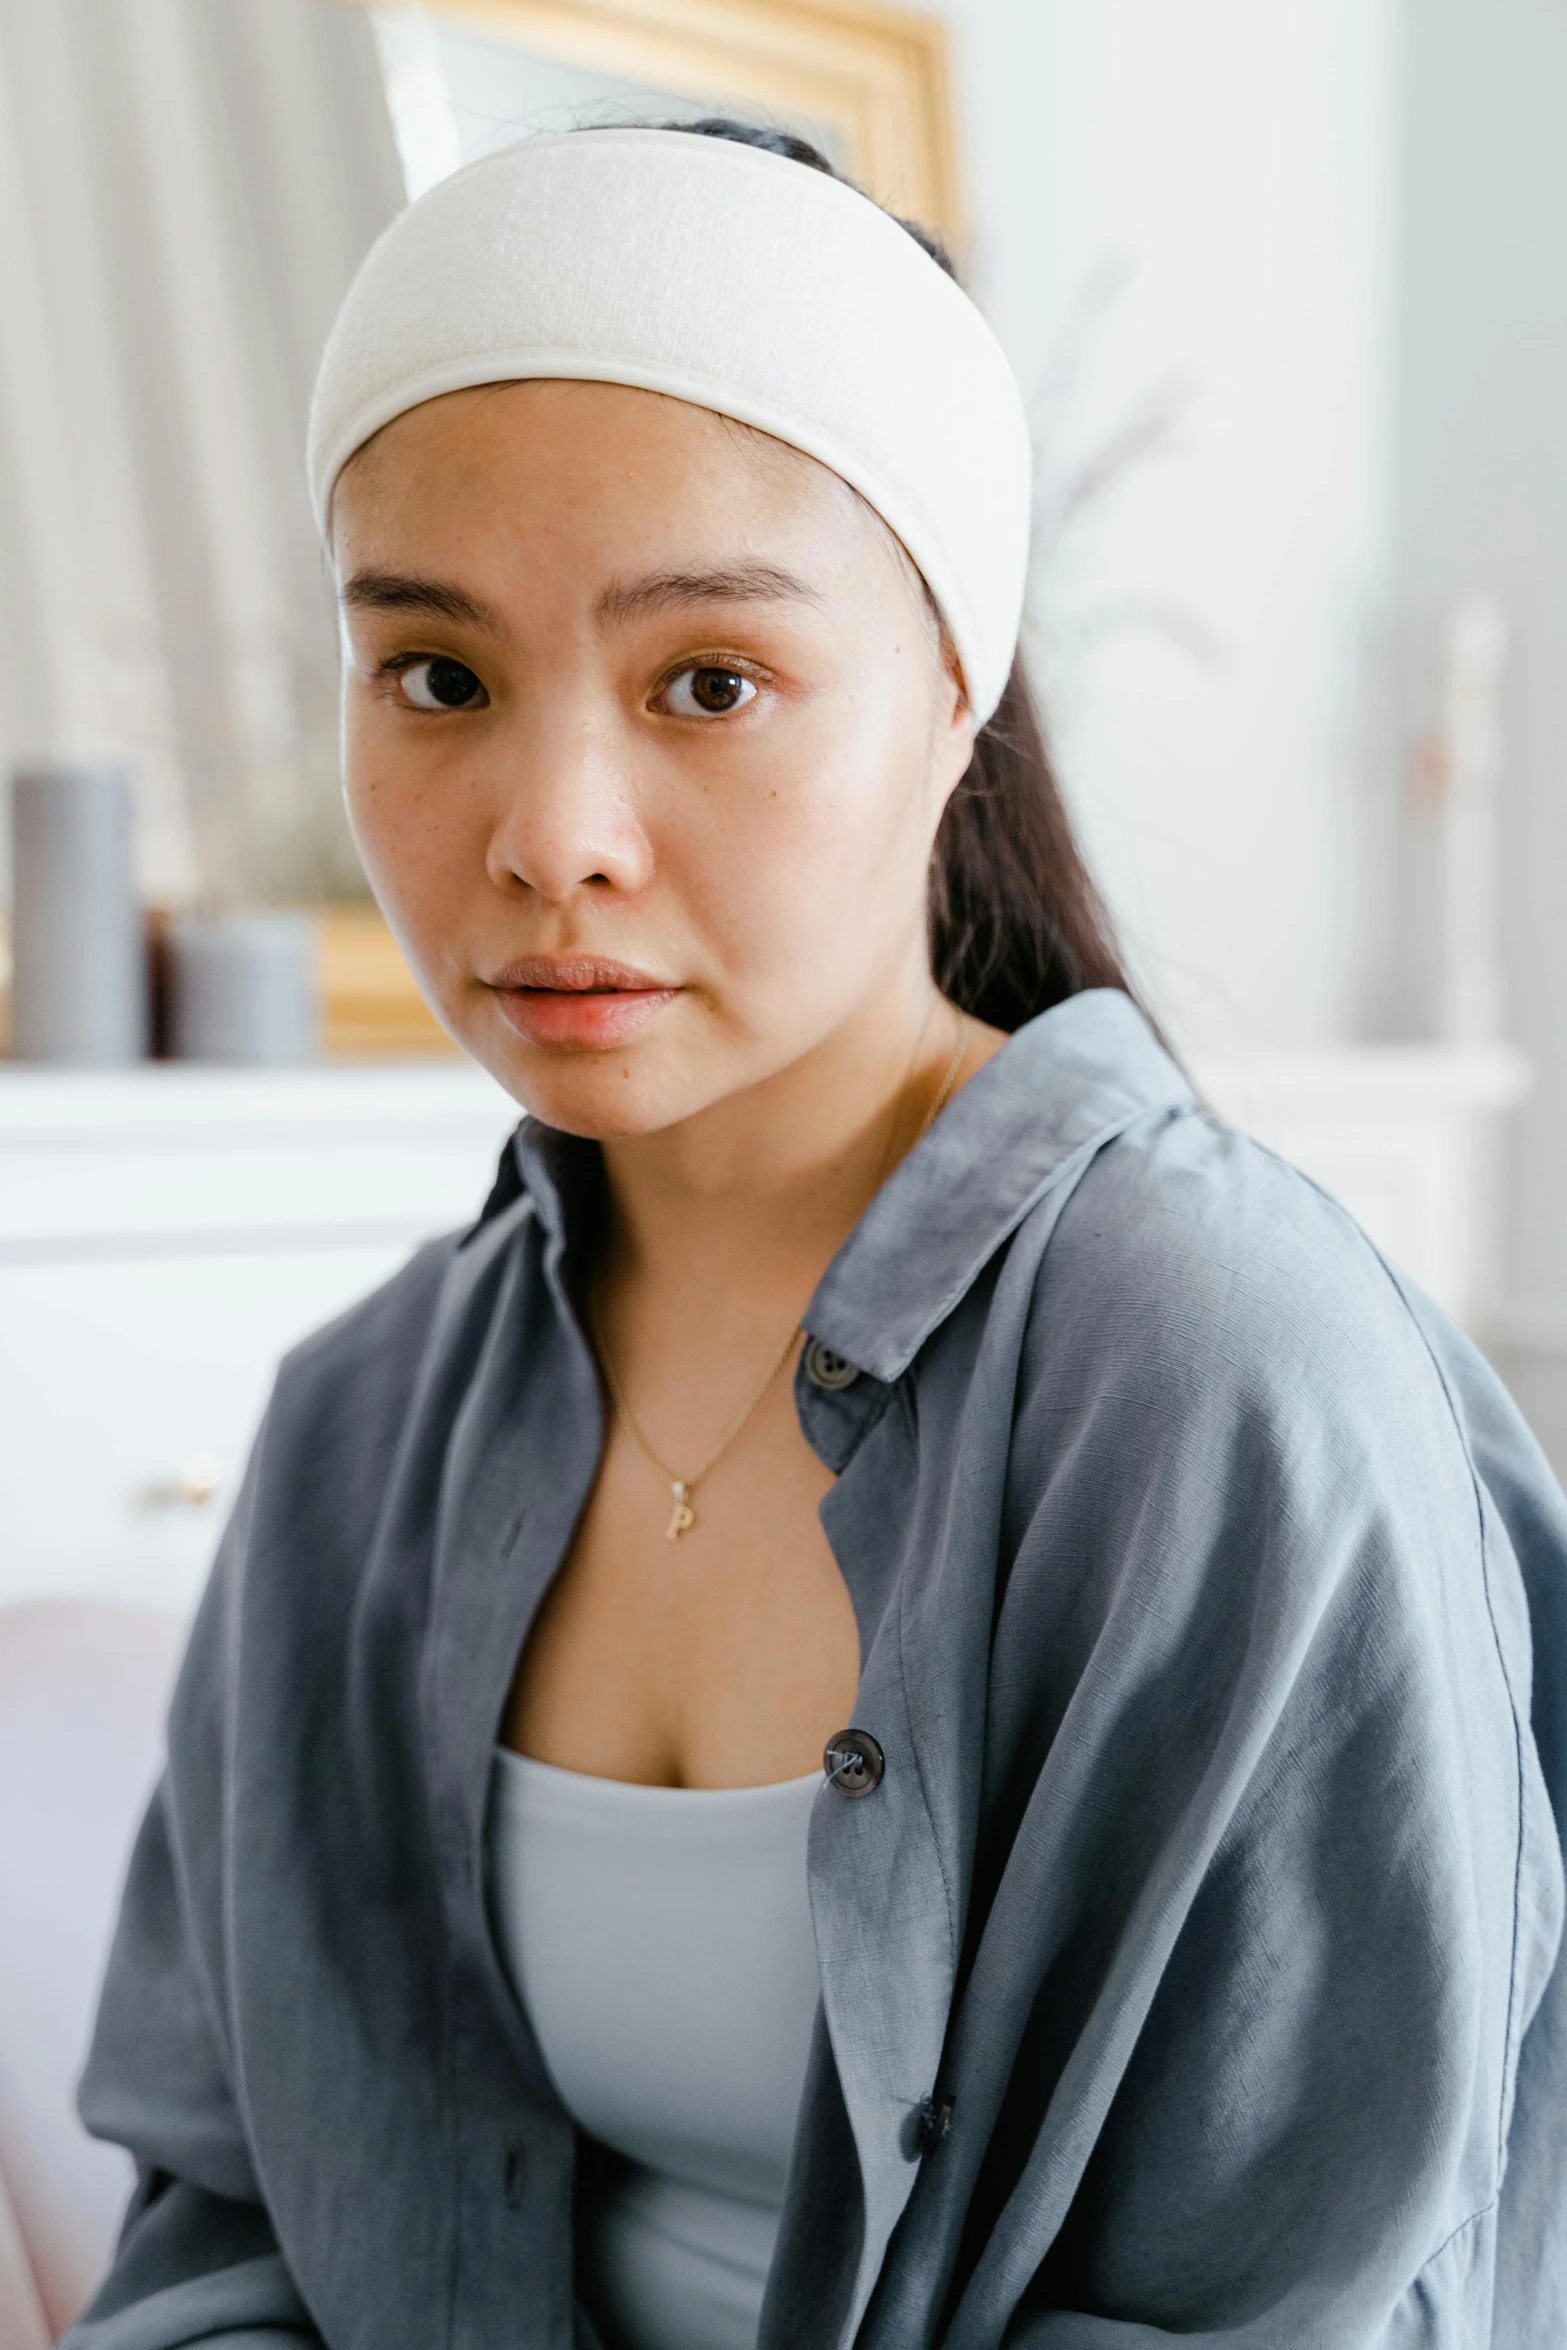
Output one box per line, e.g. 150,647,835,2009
718,787,890,1012
341,701,401,857
345,700,455,860
344,765,419,906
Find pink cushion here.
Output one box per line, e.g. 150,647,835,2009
0,2161,50,2350
0,1604,184,2338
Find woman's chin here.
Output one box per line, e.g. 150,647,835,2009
463,1027,722,1141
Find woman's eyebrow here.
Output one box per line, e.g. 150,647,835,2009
596,565,821,626
340,570,499,628
339,563,818,629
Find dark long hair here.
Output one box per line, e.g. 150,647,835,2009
614,118,1138,1032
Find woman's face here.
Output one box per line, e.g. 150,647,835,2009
333,380,977,1136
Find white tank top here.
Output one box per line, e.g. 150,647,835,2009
487,1748,823,2350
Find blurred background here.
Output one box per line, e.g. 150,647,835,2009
0,1,1563,2328
5,0,1565,1606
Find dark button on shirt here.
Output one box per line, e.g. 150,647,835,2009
824,1728,885,1796
804,1338,860,1391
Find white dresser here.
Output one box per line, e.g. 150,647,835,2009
0,1041,1527,1617
0,1062,520,1615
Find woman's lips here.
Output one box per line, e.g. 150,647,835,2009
484,957,680,1050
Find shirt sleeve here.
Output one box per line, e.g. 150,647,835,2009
959,1142,1566,2347
58,1428,321,2350
59,1775,319,2350
995,1540,1520,2347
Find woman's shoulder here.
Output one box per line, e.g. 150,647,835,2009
271,1226,465,1423
1032,1100,1460,1437
180,1203,538,1703
254,1196,535,1523
1000,1102,1523,1731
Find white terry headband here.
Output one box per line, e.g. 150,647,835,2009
309,127,1032,723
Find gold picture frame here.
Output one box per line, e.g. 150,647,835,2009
340,0,962,243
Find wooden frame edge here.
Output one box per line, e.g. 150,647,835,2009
338,0,963,242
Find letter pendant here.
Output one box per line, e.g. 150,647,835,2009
665,1481,695,1541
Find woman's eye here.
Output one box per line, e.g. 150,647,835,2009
396,656,487,711
661,666,757,719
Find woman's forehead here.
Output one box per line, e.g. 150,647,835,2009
332,380,904,595
340,380,832,507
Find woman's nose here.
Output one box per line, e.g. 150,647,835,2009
483,712,653,903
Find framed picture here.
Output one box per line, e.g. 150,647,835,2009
342,0,962,241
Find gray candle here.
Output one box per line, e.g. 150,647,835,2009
9,765,147,1063
169,911,317,1065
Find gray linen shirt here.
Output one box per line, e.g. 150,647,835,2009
65,991,1567,2349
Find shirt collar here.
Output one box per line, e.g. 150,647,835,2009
486,990,1192,1382
804,989,1192,1381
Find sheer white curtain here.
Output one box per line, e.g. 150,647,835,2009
0,0,403,908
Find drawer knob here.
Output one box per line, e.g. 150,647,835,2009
137,1454,225,1509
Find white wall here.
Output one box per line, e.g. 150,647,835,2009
925,0,1567,1468
1389,0,1567,1465
933,0,1401,1053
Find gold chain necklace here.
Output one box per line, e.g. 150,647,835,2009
593,1008,969,1541
592,1299,803,1540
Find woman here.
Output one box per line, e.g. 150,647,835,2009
68,123,1567,2350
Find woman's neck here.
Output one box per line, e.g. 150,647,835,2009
596,980,1001,1318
